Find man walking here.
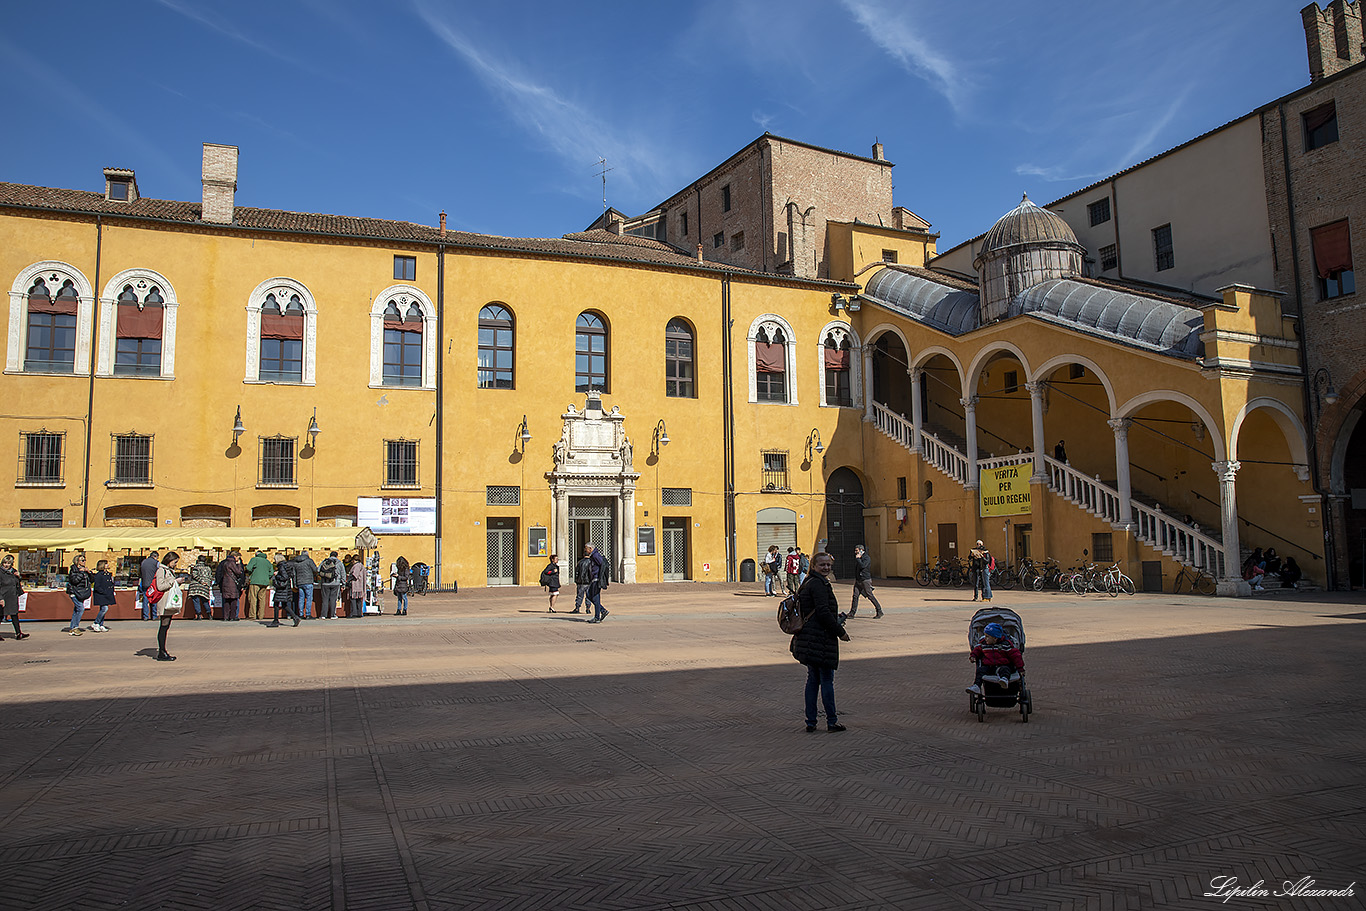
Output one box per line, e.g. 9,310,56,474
244,549,274,621
847,544,884,619
139,550,160,620
784,547,801,594
579,542,610,623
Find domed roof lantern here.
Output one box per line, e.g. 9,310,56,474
974,193,1085,323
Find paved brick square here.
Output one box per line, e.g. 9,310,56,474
1,583,1362,910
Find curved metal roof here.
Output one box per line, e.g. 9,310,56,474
975,194,1081,264
1009,279,1205,358
863,268,980,335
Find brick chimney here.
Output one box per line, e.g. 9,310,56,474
201,143,239,224
439,211,447,238
1303,0,1364,81
871,140,885,161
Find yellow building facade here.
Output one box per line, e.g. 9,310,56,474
0,143,1319,594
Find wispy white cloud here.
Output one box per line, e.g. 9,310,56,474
1110,84,1194,171
151,0,326,76
838,0,969,114
412,1,676,202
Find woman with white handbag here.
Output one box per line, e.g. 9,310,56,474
151,552,185,661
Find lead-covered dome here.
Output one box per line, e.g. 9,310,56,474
974,193,1084,323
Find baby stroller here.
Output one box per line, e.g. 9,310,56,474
967,607,1033,723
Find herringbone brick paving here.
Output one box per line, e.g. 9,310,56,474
1,584,1362,909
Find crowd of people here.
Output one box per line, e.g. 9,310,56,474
1242,546,1303,591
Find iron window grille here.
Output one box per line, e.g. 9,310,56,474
882,249,898,263
662,487,693,506
18,431,64,485
486,485,520,506
1091,532,1114,563
393,255,416,281
897,477,907,500
110,433,153,486
731,231,745,251
665,318,695,398
1099,243,1118,271
258,436,297,488
385,439,420,488
20,508,62,527
762,450,790,492
1152,224,1174,272
1088,198,1111,226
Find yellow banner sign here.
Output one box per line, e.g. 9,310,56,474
980,465,1032,517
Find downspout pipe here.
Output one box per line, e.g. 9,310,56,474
1278,102,1337,589
82,214,102,528
435,228,446,587
721,272,736,581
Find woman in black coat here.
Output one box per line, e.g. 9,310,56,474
0,553,31,641
791,552,850,732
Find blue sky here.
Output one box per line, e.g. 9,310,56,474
1,0,1315,248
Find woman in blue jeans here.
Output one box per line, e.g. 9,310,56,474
789,552,850,732
64,553,92,636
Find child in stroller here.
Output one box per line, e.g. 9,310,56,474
966,622,1023,695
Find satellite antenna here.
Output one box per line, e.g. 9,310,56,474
596,157,614,211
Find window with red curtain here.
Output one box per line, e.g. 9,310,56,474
755,328,786,402
1311,220,1355,300
823,335,852,406
260,293,304,382
25,277,77,373
114,284,163,376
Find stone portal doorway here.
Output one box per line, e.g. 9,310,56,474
569,498,615,583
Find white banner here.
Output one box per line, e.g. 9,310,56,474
357,497,436,535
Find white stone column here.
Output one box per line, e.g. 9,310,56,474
553,487,570,578
1109,417,1134,528
1026,381,1048,482
621,486,637,583
962,395,979,489
909,368,924,454
862,346,875,420
1212,460,1250,596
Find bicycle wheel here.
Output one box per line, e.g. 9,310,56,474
1106,578,1119,597
998,569,1018,591
915,567,931,587
1069,574,1086,595
1117,574,1135,595
1196,573,1217,595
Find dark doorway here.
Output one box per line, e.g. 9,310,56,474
826,467,865,580
937,523,959,563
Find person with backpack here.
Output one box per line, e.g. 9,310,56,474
539,554,561,612
268,557,301,627
784,547,801,594
762,545,782,596
847,544,883,619
969,540,993,602
579,543,609,623
790,552,849,732
391,556,411,616
318,550,345,620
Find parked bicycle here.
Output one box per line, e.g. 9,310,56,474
1099,562,1135,596
1029,557,1064,591
1172,563,1217,595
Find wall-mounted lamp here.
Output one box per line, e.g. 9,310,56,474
652,419,670,455
307,408,321,447
516,414,532,452
830,293,861,312
232,406,245,447
806,428,824,462
1312,367,1339,420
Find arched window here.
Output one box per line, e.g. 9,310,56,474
25,277,78,373
114,283,164,376
382,297,423,386
260,292,304,382
478,304,514,389
575,311,608,392
665,317,694,398
755,326,787,402
823,331,852,407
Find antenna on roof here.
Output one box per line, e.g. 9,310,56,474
595,157,614,211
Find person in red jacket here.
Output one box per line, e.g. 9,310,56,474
966,622,1023,694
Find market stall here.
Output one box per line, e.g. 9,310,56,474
0,527,380,622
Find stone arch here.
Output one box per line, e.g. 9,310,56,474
1229,397,1310,472
965,340,1033,392
97,267,179,378
245,277,318,385
1029,353,1117,416
7,260,95,374
1117,389,1226,462
909,345,965,390
369,284,436,388
863,322,912,363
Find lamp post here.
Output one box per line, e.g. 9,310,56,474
516,415,531,453
307,408,321,448
1312,367,1339,421
231,406,245,448
652,419,670,456
805,428,824,463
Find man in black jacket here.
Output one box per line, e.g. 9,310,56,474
792,552,850,732
847,544,884,619
579,543,610,623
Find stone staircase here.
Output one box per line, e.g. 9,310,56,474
871,402,1227,574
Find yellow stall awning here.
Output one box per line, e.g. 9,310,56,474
0,526,379,552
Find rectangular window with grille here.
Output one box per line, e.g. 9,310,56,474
1152,224,1174,271
731,231,745,251
19,431,64,485
662,487,692,506
882,249,898,263
1099,243,1118,271
762,450,789,492
20,508,62,527
385,439,419,488
1088,198,1111,226
897,476,907,500
258,437,296,487
1091,532,1114,563
486,485,520,506
111,433,152,486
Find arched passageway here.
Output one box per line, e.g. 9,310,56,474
825,467,865,580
